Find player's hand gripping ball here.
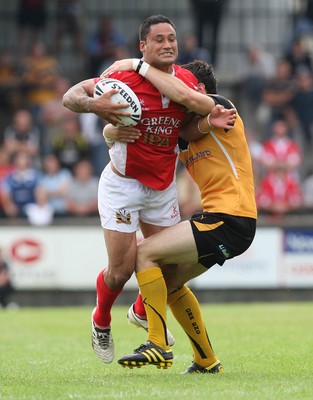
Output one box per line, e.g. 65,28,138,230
94,78,142,126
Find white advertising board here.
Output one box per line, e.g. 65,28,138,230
281,229,313,288
190,228,281,289
0,226,138,290
1,226,313,289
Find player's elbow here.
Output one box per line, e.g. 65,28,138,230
179,91,208,115
62,91,70,108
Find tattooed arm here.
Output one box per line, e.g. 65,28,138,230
62,78,131,125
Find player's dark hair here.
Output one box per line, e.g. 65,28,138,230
139,15,176,41
182,60,218,94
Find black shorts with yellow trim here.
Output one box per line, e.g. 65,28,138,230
190,212,256,269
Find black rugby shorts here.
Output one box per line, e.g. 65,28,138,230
190,212,256,269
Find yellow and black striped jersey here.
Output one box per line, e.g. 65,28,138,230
179,95,257,219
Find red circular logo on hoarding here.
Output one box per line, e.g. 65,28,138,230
11,239,42,263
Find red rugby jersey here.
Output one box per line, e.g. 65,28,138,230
95,65,198,190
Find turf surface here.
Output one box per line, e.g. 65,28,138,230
0,302,312,400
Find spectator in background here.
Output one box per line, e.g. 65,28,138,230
257,117,303,217
284,37,312,77
0,50,22,116
256,167,303,216
234,44,276,120
53,0,85,63
260,117,302,173
38,154,72,216
51,114,90,173
21,41,61,129
0,148,14,218
188,0,227,65
261,58,295,126
0,247,15,309
65,159,98,217
87,15,127,76
177,32,211,65
24,185,54,226
79,113,109,176
3,109,41,167
16,0,47,59
40,76,74,155
1,151,41,218
290,67,313,147
288,0,313,49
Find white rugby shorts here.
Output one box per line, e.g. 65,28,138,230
98,163,181,232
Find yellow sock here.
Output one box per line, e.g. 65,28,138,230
136,267,169,350
168,285,218,367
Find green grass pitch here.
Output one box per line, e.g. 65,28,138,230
0,302,312,400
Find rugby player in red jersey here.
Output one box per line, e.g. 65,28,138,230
63,15,236,364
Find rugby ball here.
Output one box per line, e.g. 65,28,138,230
94,78,142,126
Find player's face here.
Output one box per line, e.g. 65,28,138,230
140,23,178,72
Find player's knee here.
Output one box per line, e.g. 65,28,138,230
136,242,151,269
106,266,133,288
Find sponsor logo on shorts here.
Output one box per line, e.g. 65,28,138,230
171,204,179,219
218,244,231,259
116,209,131,225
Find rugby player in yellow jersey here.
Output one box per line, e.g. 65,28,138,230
102,59,257,374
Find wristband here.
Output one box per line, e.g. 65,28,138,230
207,113,213,128
132,59,149,77
197,118,210,135
138,61,149,77
135,60,143,73
132,59,141,71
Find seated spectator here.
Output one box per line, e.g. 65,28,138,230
286,0,313,51
38,154,72,216
51,114,90,173
261,58,296,124
177,32,211,65
16,0,47,59
24,186,54,226
40,76,74,155
2,108,41,166
79,113,109,176
21,41,61,128
0,247,15,308
256,167,303,216
188,0,227,65
0,148,14,218
87,15,127,76
1,152,41,218
260,117,302,173
53,0,85,63
0,50,22,114
66,159,98,217
234,44,276,114
284,37,312,77
290,67,313,147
